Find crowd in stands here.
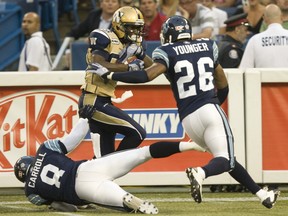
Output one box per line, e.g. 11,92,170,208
14,0,288,71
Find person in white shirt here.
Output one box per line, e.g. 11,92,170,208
179,0,214,39
240,4,288,68
18,12,52,71
200,0,228,38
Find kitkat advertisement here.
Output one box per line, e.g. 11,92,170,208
0,85,211,175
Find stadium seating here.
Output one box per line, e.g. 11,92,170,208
0,2,23,71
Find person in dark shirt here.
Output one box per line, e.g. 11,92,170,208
217,13,249,68
67,0,120,40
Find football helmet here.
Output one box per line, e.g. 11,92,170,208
14,156,35,183
112,6,144,43
160,15,192,45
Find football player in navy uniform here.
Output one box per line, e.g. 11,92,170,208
79,6,153,158
88,15,280,209
14,105,205,213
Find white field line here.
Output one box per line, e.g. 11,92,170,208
0,202,84,216
1,196,288,205
150,196,288,202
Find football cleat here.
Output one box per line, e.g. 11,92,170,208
123,193,158,214
261,188,280,209
186,167,203,203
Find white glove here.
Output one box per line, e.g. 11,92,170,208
86,63,109,77
128,59,144,71
119,43,144,63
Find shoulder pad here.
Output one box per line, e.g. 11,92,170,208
89,29,121,51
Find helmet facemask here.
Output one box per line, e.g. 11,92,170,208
112,6,145,44
123,23,144,43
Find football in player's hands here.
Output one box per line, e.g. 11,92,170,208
86,63,109,77
128,59,144,71
119,43,145,63
78,105,96,120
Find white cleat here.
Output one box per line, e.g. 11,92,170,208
123,193,158,214
261,188,280,209
186,167,203,203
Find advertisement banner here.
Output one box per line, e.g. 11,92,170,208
0,85,212,179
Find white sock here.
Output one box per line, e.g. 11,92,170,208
179,141,205,152
60,118,89,152
256,189,266,201
197,167,206,180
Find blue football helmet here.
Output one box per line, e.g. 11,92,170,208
14,156,35,183
160,15,192,45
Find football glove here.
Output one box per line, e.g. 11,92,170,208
119,43,145,63
78,105,96,120
128,59,145,71
86,63,110,77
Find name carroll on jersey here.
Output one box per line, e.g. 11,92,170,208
172,43,209,55
28,153,46,188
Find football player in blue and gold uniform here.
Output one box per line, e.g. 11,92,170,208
79,6,153,157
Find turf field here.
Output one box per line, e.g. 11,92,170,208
0,186,287,216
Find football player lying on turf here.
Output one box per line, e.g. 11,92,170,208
86,15,280,209
14,105,205,214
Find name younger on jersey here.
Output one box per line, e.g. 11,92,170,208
172,43,209,55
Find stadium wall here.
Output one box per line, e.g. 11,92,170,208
0,69,287,187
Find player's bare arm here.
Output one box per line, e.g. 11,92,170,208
92,54,129,72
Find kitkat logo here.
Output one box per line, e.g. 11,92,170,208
0,90,79,172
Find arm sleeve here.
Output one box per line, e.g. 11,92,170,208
217,85,229,105
109,70,149,83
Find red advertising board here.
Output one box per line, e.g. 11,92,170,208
262,83,288,170
0,85,212,175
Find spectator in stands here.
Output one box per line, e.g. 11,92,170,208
214,0,237,8
121,0,138,7
243,0,265,35
64,0,120,69
67,0,120,40
260,0,288,30
214,0,240,17
200,0,228,38
179,0,214,39
158,0,189,18
18,12,52,71
217,13,249,68
240,4,288,68
139,0,167,41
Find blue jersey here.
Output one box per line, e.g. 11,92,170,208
152,39,220,120
25,140,87,206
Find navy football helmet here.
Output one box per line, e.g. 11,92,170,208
160,15,192,45
14,156,35,183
